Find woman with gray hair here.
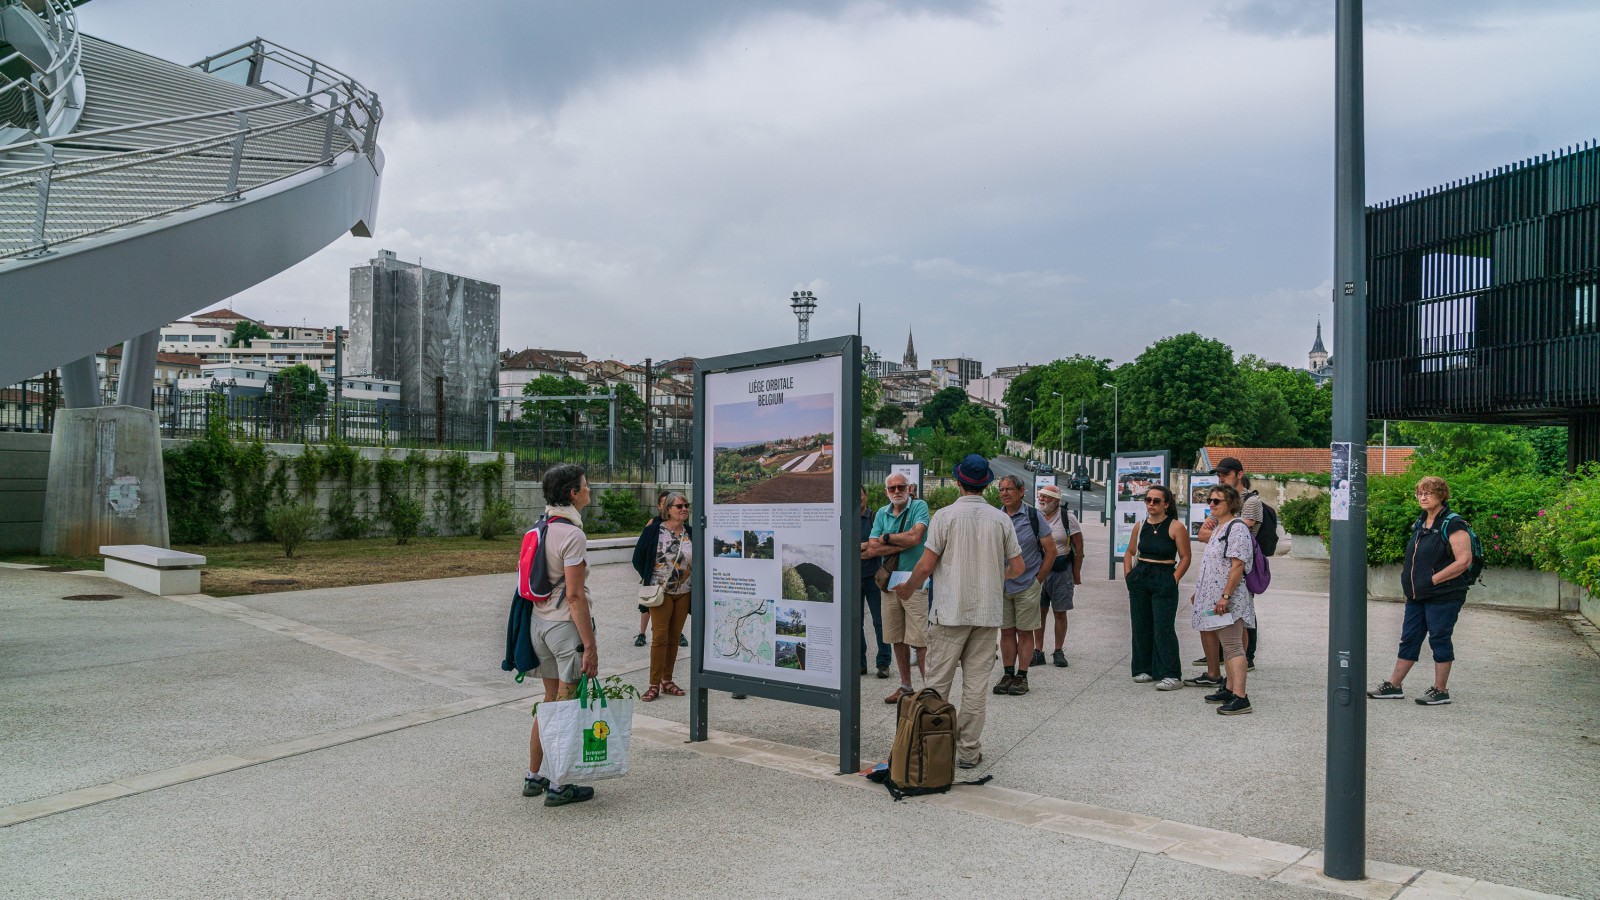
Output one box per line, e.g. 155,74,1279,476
632,491,694,701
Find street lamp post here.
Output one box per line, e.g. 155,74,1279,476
1075,401,1089,520
1025,397,1036,452
1050,391,1063,470
1101,382,1119,457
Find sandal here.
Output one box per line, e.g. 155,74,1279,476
660,682,686,696
640,685,660,702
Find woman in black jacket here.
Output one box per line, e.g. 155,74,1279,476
1368,476,1473,706
633,492,693,701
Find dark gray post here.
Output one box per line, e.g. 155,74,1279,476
1325,0,1368,881
333,325,344,442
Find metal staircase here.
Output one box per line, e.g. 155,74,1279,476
0,0,384,388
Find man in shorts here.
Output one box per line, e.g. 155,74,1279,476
867,471,931,704
523,464,601,807
1033,483,1083,668
995,475,1056,696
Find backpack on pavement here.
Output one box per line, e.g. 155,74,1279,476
875,688,993,800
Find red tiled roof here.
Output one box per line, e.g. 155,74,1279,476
192,307,257,322
1199,446,1415,475
100,347,201,367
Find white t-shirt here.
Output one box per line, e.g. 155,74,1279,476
1044,507,1082,556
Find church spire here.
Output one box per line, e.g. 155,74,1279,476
903,329,917,369
1310,318,1328,355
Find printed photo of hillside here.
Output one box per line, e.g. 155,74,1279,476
780,542,835,603
712,392,835,505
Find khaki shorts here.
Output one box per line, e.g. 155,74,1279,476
530,617,586,683
883,585,928,648
1002,580,1043,631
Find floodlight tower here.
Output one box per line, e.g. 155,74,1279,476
790,290,818,343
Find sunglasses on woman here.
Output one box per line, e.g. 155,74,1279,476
1207,498,1225,506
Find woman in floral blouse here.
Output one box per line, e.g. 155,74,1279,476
636,492,693,701
1191,483,1255,716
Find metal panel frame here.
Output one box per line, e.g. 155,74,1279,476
1107,449,1171,580
689,335,862,774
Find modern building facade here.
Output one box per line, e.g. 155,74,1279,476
348,251,501,416
1366,141,1600,469
931,356,982,388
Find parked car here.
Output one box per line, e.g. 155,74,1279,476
1068,469,1091,490
1037,463,1054,475
1025,459,1037,471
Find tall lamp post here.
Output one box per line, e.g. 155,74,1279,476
790,290,817,343
1025,397,1036,450
1101,382,1119,457
1050,391,1063,470
1075,402,1089,519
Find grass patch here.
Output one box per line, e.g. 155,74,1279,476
0,554,104,570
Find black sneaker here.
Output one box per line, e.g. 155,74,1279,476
1184,673,1223,687
1052,650,1069,668
634,633,647,647
544,784,595,807
1008,674,1030,695
1416,687,1451,706
993,674,1015,695
1192,655,1208,666
679,634,689,647
860,665,869,676
875,665,891,679
1030,650,1046,667
1367,681,1404,700
1204,686,1235,704
522,774,549,797
1247,659,1256,670
1218,695,1253,716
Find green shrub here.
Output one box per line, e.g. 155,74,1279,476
386,495,425,545
1279,492,1330,537
480,497,522,540
1364,470,1558,568
923,484,959,512
1518,464,1600,595
592,489,648,534
264,501,321,558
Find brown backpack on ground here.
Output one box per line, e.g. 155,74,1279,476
887,688,957,798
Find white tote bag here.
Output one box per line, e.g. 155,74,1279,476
536,675,633,784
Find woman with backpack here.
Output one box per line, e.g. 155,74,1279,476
632,491,693,702
1191,483,1256,716
1368,476,1473,706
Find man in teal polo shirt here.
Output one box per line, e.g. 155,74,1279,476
866,471,931,704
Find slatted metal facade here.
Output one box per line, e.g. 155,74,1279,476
1366,141,1600,468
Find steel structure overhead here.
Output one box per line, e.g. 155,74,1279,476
0,8,384,388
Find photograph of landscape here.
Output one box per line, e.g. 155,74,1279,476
711,392,835,505
781,542,835,603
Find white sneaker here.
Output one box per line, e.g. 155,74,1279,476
1155,677,1183,691
1133,673,1155,683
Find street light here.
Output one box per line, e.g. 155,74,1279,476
1025,397,1036,449
790,290,817,343
1051,391,1064,468
1075,401,1089,519
1101,382,1119,457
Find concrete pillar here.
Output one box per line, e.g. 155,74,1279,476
60,355,99,408
116,328,160,408
40,406,169,556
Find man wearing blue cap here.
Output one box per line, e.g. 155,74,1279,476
894,453,1023,770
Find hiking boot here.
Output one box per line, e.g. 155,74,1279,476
1008,674,1030,695
1367,681,1404,700
522,774,549,797
1030,650,1046,667
1416,687,1452,706
543,784,595,807
958,753,982,769
993,674,1016,695
1184,673,1224,687
1218,695,1253,716
633,633,647,647
1155,677,1183,691
679,634,689,647
1052,650,1069,668
1204,686,1236,704
1132,673,1155,683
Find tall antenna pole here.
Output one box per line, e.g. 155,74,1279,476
790,290,818,343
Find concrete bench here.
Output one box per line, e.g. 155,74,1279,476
100,545,206,596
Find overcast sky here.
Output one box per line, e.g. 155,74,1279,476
87,0,1600,373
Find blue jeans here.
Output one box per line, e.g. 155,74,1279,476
859,577,891,670
1397,597,1466,663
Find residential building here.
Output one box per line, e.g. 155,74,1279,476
931,356,982,388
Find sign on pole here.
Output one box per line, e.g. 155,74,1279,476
1033,473,1056,504
1187,473,1219,538
1109,450,1172,580
888,461,923,501
690,336,861,773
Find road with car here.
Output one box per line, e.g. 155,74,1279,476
993,455,1106,519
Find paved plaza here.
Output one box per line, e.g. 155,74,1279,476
2,523,1597,899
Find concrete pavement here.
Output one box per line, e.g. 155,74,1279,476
1,520,1596,899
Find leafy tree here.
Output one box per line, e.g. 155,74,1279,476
1239,357,1331,447
594,383,648,433
1003,355,1114,456
230,320,271,347
859,375,888,456
874,404,905,429
919,386,972,432
1393,422,1539,474
1119,333,1248,465
520,374,591,426
273,363,328,407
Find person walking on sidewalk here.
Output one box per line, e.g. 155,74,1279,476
894,454,1023,769
858,486,892,679
634,492,693,702
523,464,601,806
1196,457,1261,668
1191,484,1256,716
869,472,932,704
1123,485,1191,691
1033,483,1082,668
1369,476,1474,706
994,475,1056,696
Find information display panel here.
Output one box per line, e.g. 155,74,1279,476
1187,474,1219,538
888,461,923,501
1110,450,1172,578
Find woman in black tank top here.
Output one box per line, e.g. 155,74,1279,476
1122,485,1192,688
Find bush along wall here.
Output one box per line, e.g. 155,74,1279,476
164,425,517,546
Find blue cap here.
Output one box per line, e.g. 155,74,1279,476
954,454,993,489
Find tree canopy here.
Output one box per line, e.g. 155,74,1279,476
230,321,271,347
272,363,327,407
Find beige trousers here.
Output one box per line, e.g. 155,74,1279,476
923,623,1000,765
